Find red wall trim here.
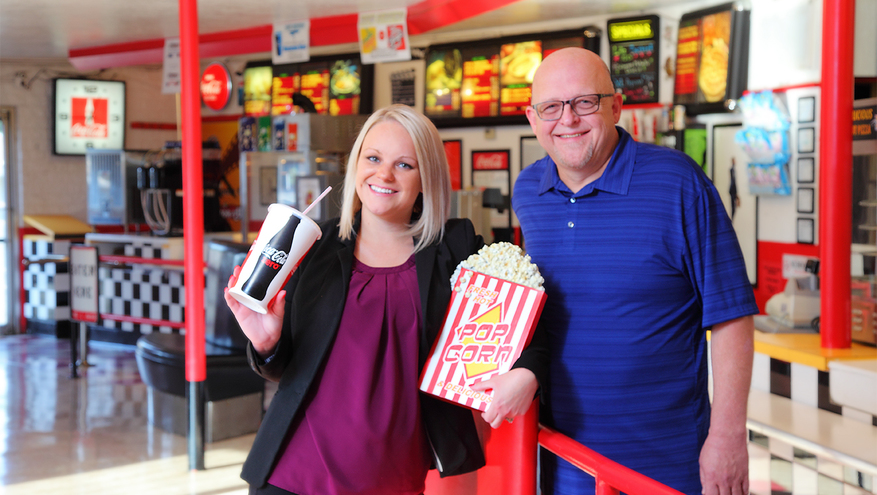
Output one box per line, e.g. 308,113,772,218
69,0,522,70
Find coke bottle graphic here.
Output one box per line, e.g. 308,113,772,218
240,215,300,300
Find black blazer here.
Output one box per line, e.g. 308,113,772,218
240,217,548,486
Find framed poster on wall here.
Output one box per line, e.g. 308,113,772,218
471,150,512,231
520,136,547,169
443,140,463,190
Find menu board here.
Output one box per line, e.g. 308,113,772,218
673,2,750,115
461,47,499,118
299,63,330,114
500,41,542,116
329,59,362,116
607,16,659,104
424,28,599,127
272,74,299,116
269,55,373,116
243,65,273,116
425,49,463,117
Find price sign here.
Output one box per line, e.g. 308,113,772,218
70,245,99,323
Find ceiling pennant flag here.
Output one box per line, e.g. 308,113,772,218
272,20,311,65
358,8,411,64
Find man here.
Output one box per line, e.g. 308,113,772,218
513,47,757,495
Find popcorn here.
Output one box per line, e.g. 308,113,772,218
420,242,547,412
452,242,544,290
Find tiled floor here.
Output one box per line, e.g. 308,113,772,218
0,334,253,495
0,333,853,495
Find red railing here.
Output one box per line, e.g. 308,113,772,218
425,402,684,495
538,424,685,495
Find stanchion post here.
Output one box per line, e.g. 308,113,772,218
78,322,91,367
69,321,79,379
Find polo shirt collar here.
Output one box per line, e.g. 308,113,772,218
538,126,635,197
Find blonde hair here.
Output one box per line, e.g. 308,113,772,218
339,105,451,252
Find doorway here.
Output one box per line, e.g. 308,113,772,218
0,107,17,335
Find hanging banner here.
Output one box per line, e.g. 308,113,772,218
161,37,181,95
358,9,411,64
272,21,311,65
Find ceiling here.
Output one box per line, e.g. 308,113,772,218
0,0,696,63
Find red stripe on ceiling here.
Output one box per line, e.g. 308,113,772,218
311,13,360,45
407,0,521,34
68,1,519,70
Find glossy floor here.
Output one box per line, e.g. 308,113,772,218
0,334,254,495
0,333,823,495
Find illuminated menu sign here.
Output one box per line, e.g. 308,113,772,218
329,59,362,116
461,47,499,118
607,16,659,104
425,49,463,116
673,2,750,114
424,28,601,127
500,41,541,116
272,74,299,115
299,65,329,114
243,65,273,116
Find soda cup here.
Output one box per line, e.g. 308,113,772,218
229,204,321,314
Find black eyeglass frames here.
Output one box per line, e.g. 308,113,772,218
531,93,615,121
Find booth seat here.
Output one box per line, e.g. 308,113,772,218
134,239,265,442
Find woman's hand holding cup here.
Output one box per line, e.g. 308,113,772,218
224,265,285,359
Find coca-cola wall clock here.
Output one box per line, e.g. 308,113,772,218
53,78,126,155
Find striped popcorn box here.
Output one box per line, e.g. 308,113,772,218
419,268,546,412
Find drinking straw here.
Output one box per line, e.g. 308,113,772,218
302,186,332,216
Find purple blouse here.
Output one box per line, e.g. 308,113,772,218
267,256,430,495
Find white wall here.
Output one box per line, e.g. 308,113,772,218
0,61,178,226
1,0,873,230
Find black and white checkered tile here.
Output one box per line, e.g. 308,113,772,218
749,430,876,494
98,266,187,335
23,239,71,322
749,352,877,494
751,353,877,422
122,237,183,260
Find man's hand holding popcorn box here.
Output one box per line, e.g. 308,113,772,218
419,243,547,425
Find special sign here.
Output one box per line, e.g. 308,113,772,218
70,245,99,323
419,268,546,411
607,15,660,104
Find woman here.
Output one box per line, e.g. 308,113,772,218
225,104,547,495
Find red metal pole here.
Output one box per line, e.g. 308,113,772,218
179,0,205,385
819,0,855,349
179,0,206,471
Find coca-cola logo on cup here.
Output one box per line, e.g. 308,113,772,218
472,151,509,171
260,246,289,267
200,62,232,111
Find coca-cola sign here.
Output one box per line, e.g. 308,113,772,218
472,151,509,171
200,62,232,111
70,97,109,138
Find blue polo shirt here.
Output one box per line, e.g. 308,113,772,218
513,128,758,495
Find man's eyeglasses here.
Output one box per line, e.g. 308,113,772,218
532,93,615,121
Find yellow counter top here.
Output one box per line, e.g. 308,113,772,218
754,331,877,371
